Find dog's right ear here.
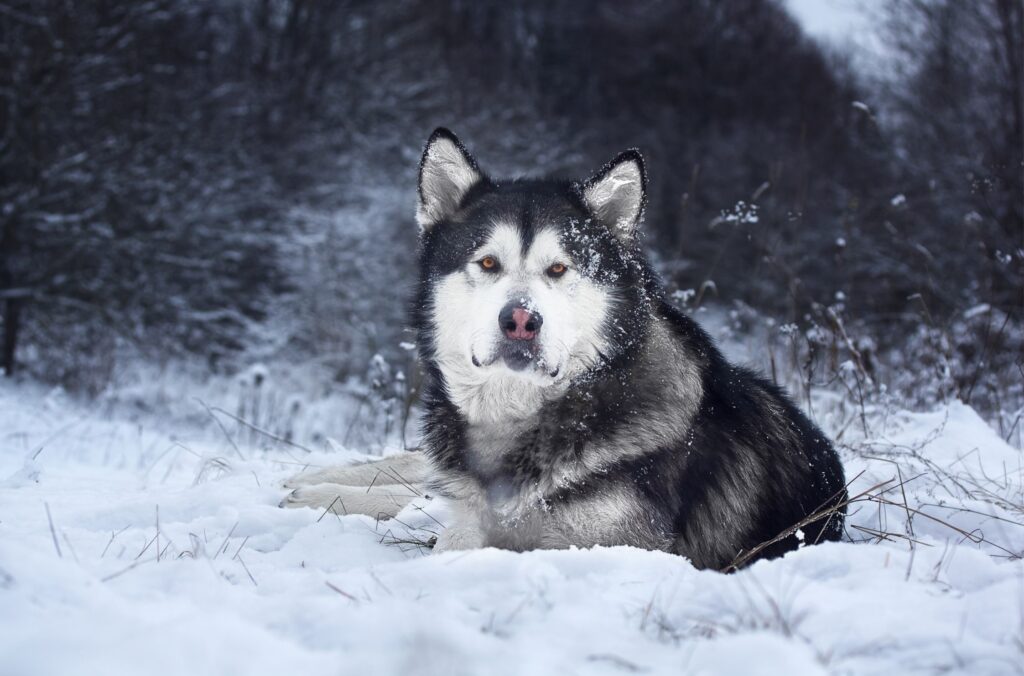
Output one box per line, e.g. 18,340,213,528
416,128,485,231
579,149,646,241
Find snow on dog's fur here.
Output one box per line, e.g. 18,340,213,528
284,128,847,569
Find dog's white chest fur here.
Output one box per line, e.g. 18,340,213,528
446,369,551,427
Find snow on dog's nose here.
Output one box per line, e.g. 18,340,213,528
499,302,542,341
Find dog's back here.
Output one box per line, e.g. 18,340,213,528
655,303,845,568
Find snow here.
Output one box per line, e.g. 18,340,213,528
1,374,1023,675
964,303,992,319
720,200,760,225
851,101,872,115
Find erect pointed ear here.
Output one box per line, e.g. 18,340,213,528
416,128,485,231
579,150,646,240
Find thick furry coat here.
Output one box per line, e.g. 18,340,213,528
410,129,846,570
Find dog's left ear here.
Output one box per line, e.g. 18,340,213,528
417,128,485,231
579,150,646,240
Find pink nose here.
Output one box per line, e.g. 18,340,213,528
500,305,543,340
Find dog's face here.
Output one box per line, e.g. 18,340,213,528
414,129,649,421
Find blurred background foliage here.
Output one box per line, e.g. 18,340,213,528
0,0,1020,416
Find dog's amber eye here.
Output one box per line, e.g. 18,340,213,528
548,262,567,278
479,256,499,272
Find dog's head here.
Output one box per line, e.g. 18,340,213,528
414,128,652,421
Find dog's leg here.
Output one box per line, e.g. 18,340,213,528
283,451,430,489
433,523,486,552
433,502,486,552
280,482,418,519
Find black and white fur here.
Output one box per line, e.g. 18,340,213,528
284,128,846,570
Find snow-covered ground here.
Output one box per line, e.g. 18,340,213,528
1,365,1022,675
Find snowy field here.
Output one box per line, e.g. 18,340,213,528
1,364,1022,675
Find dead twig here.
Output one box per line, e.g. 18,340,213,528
325,581,359,602
723,472,889,572
194,398,245,461
44,502,62,558
207,404,314,455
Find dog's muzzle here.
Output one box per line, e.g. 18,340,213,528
498,301,542,371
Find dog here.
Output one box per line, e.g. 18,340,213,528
283,128,847,570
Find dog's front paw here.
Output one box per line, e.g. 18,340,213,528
279,484,348,512
278,482,417,520
433,524,486,553
282,469,332,490
281,453,429,489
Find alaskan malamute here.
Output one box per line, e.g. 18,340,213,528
283,128,846,570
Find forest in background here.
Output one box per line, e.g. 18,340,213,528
1,0,1020,427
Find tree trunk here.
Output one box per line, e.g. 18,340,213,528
2,297,20,377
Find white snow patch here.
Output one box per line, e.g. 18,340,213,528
964,303,991,319
1,376,1022,675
